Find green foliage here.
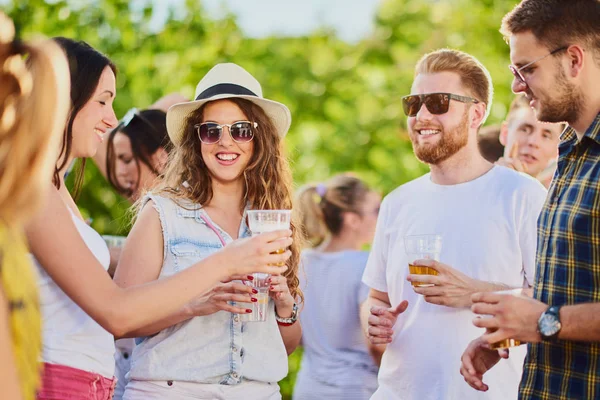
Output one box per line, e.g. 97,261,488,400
6,0,519,397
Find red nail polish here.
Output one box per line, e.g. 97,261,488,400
247,275,254,280
251,298,257,302
252,289,258,294
246,309,252,313
270,286,274,290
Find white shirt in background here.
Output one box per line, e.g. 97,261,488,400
362,167,547,400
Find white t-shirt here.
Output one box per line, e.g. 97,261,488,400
294,250,378,399
362,166,547,400
34,210,115,378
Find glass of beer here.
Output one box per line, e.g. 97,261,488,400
404,234,442,288
488,288,525,350
241,210,292,322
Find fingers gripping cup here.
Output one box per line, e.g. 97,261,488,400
488,288,525,350
404,234,442,288
247,210,292,266
241,210,292,322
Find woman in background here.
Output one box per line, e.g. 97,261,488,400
293,174,381,400
0,13,70,399
105,108,170,202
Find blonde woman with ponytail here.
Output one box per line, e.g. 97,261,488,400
293,174,381,400
0,12,70,400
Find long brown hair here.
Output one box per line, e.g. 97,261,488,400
153,98,303,301
0,14,70,226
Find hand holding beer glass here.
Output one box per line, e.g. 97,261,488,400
404,234,442,288
241,210,292,322
486,288,525,350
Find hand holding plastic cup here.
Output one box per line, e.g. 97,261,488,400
404,234,442,288
487,288,526,350
240,210,292,322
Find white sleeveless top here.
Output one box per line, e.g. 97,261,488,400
33,209,115,377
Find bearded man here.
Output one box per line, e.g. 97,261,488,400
359,49,548,400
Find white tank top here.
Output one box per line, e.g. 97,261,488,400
33,209,115,377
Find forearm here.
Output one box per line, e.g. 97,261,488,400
276,303,301,355
279,321,302,355
117,306,191,339
558,303,600,342
106,254,231,336
360,294,390,364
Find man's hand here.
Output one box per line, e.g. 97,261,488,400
496,141,528,173
471,291,547,344
366,301,409,344
460,336,509,392
408,259,482,308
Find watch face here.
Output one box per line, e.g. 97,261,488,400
540,313,561,337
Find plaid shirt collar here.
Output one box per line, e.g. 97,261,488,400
559,112,600,148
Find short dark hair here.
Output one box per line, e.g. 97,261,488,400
477,125,504,163
501,0,600,64
106,109,171,197
52,37,117,198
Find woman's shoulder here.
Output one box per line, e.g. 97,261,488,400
142,191,201,210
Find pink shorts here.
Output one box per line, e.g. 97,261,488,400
37,362,116,400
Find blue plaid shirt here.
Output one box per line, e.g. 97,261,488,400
520,113,600,400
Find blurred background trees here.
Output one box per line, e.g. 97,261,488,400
5,0,518,396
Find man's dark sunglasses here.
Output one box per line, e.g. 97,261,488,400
402,93,480,117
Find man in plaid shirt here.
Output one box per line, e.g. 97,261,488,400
460,1,600,399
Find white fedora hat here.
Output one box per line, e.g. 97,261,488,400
166,63,292,146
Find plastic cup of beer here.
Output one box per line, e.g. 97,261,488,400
488,288,525,350
240,210,291,322
404,234,442,288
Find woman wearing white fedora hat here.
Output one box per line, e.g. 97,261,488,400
115,63,303,399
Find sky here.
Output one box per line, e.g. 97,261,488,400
150,0,383,43
2,0,383,42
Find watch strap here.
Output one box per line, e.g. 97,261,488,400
276,302,298,326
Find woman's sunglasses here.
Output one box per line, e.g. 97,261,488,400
194,120,258,144
119,107,160,135
401,93,480,117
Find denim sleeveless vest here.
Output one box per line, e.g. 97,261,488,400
128,194,288,384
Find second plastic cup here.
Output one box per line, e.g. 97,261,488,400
487,288,526,349
240,210,292,322
404,234,443,288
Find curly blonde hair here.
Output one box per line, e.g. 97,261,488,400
153,98,303,302
0,14,70,226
